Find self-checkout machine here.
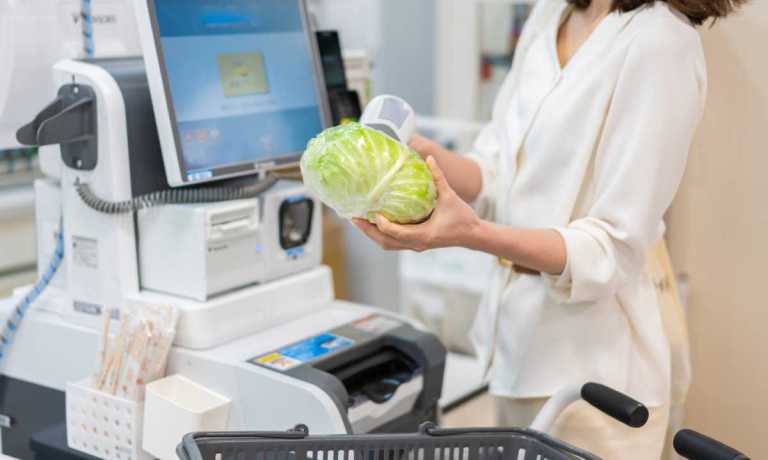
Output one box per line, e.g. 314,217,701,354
0,0,445,458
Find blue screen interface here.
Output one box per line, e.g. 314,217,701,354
154,0,325,181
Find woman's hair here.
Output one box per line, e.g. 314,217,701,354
565,0,747,25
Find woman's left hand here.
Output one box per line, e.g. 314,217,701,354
352,156,481,252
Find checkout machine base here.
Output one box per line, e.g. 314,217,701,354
0,298,445,459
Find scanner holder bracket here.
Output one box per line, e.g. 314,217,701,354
16,84,98,171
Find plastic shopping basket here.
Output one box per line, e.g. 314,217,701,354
177,383,650,460
177,423,601,460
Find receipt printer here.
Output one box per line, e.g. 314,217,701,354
137,182,322,302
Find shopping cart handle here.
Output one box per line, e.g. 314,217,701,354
674,429,750,460
580,383,649,428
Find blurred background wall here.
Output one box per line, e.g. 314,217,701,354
666,1,768,456
308,0,436,114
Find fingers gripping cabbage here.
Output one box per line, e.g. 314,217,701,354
300,123,436,224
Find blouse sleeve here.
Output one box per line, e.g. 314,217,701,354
546,27,707,304
466,124,502,221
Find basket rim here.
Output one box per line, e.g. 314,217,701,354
177,426,601,460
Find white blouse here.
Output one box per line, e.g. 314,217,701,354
467,0,707,406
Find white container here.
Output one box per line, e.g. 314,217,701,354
142,374,232,460
66,380,151,460
343,49,372,106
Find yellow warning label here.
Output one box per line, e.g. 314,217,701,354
255,353,302,371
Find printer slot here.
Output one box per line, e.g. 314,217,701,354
325,347,418,406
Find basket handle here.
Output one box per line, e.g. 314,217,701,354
178,426,311,460
674,429,750,460
580,383,649,428
530,383,648,432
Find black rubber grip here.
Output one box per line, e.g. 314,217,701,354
674,429,750,460
580,382,649,428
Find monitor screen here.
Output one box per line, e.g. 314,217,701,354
146,0,329,185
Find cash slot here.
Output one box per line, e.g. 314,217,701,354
324,347,419,405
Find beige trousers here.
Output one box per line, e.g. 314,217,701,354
495,397,670,460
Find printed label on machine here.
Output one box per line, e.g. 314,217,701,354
72,236,99,269
352,314,402,334
254,353,303,371
73,300,104,316
251,333,354,371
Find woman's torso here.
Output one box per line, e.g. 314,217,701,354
476,0,704,405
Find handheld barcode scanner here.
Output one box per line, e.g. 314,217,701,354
360,95,416,145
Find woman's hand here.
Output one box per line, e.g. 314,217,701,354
352,156,481,252
407,134,483,204
351,155,566,274
409,134,444,160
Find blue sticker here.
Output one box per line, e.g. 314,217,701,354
187,170,213,181
278,333,353,363
286,246,305,257
286,195,307,203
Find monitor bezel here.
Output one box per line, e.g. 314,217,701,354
135,0,331,187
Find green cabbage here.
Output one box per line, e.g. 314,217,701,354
300,123,436,224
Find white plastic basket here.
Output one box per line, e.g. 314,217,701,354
66,380,151,460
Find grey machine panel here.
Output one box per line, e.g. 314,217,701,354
248,315,447,433
96,57,170,197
